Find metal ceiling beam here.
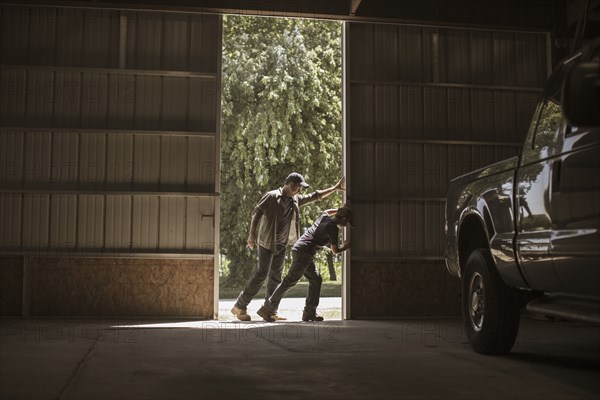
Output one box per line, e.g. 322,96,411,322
350,0,362,16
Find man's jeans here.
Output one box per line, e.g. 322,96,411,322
265,250,322,314
235,244,286,310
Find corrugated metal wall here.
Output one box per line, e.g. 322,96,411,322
345,22,548,318
0,5,221,317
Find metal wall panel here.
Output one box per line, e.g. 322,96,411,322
346,22,547,317
160,136,187,187
78,195,105,248
163,15,190,71
0,6,28,64
79,133,106,190
0,132,23,185
27,8,57,66
23,132,52,189
26,70,55,127
105,195,132,248
80,72,110,128
0,70,26,126
1,67,218,133
134,76,163,130
0,4,219,318
125,12,219,73
133,136,160,189
0,195,21,249
187,137,216,191
128,12,164,70
348,84,538,143
188,78,218,132
186,197,215,251
0,6,119,68
107,74,136,129
132,196,159,249
22,195,50,248
53,72,83,128
49,194,77,247
106,135,134,188
159,197,186,249
1,5,221,260
162,77,189,130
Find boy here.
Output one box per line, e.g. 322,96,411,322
257,205,353,322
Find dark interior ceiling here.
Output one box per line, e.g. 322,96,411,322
9,0,599,59
11,0,564,30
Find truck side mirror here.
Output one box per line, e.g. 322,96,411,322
562,61,600,127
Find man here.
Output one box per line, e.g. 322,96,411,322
231,173,345,321
257,205,352,322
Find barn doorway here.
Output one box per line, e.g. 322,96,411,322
217,15,345,321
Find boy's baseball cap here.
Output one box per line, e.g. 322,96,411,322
286,172,310,188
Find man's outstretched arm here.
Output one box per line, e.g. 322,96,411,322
299,176,346,206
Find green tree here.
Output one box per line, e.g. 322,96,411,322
220,16,343,288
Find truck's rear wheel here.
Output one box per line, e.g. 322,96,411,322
463,249,521,354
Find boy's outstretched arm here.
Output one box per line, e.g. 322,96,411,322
330,240,351,255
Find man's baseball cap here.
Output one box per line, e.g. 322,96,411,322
285,172,310,188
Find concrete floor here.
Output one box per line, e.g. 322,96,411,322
1,315,599,400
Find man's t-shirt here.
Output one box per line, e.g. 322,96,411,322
293,212,339,256
276,195,294,245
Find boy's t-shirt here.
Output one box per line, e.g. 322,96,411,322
293,212,339,256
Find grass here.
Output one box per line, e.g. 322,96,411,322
219,281,342,299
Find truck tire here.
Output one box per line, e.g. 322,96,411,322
462,249,521,354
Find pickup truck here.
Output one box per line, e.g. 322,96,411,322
444,39,600,354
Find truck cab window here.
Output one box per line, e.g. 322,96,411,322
532,70,564,151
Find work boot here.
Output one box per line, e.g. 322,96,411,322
302,311,324,322
257,306,276,322
231,306,251,321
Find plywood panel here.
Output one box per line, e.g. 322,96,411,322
30,257,214,317
351,262,461,318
